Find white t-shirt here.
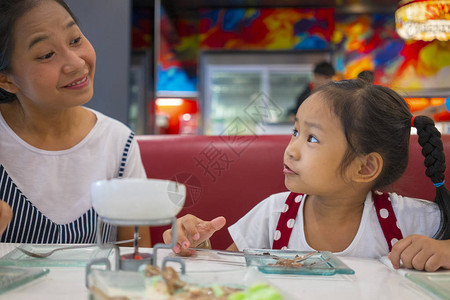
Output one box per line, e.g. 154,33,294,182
228,191,441,259
0,108,146,224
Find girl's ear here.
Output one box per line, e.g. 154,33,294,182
0,73,18,94
353,152,383,183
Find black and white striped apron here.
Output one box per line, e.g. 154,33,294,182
0,132,135,244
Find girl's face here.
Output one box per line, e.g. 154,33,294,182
5,0,95,111
283,93,353,197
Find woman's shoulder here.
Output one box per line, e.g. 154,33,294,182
87,108,133,137
88,108,129,129
81,108,137,155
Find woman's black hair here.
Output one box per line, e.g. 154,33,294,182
0,0,78,103
313,79,450,240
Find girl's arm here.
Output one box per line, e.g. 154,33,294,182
163,214,226,256
389,234,450,271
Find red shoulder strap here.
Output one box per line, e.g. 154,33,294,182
272,192,303,249
273,191,403,252
373,191,404,251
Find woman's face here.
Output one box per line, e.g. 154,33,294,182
283,93,353,197
5,0,96,112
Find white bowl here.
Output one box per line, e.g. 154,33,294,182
90,178,186,221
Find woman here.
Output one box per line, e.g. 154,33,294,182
0,0,150,245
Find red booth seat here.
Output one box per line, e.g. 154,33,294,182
137,134,450,250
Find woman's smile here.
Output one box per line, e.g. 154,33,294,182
64,74,89,89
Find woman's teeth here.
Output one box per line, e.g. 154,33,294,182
67,76,86,86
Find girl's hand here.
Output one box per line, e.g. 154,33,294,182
389,234,450,271
0,201,12,235
162,214,226,256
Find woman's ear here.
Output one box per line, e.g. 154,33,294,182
353,152,383,183
0,73,18,94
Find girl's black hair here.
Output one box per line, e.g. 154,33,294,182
413,116,450,239
313,79,450,240
0,0,78,103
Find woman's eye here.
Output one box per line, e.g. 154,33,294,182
307,135,319,143
37,52,54,60
70,36,82,45
292,129,299,137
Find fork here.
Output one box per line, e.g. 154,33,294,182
15,238,138,258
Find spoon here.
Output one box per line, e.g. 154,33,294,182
15,238,139,258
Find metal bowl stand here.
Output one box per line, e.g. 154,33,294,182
85,215,185,287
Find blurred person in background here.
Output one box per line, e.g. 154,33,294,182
288,61,335,121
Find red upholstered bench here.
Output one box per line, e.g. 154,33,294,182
137,134,450,250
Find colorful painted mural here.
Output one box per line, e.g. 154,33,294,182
393,40,450,92
132,9,153,50
333,13,450,94
157,8,199,93
154,8,335,94
199,8,335,50
333,14,403,84
132,7,450,96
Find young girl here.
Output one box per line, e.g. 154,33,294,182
163,79,450,272
0,0,150,245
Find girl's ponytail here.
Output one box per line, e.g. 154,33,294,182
413,115,450,239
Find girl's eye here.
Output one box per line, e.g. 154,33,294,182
70,36,82,45
292,129,299,137
38,52,54,60
307,135,319,143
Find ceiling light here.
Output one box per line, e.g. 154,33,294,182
395,0,450,41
